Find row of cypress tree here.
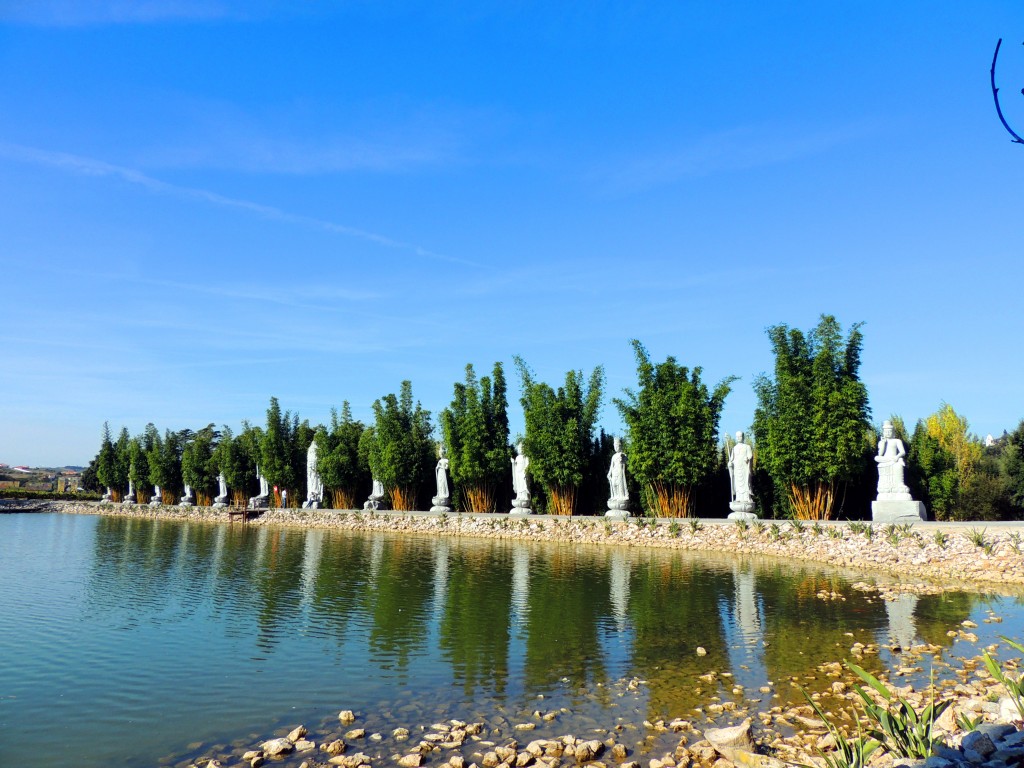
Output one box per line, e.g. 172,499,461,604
85,315,1024,519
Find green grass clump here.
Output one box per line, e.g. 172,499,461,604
848,663,950,759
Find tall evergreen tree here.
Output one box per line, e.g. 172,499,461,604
316,403,369,509
614,340,735,517
96,422,116,498
441,362,511,512
752,315,871,519
181,424,218,505
368,381,434,511
514,356,604,516
260,396,295,503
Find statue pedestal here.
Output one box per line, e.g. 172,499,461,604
509,497,532,516
363,497,386,511
728,501,757,521
302,500,321,509
248,495,269,511
213,495,228,509
430,495,451,514
605,497,629,520
871,500,926,522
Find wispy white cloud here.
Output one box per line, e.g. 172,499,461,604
146,131,458,176
591,121,882,195
0,142,476,266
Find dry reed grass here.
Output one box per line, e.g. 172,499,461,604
462,485,495,513
389,486,416,512
789,483,835,520
547,485,577,516
645,481,692,518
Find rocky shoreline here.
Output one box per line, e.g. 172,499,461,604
158,651,1024,768
47,501,1024,590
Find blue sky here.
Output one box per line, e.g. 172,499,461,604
2,1,1023,467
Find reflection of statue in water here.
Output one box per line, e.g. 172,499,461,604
303,440,323,509
510,442,532,515
431,443,452,513
213,472,229,508
875,420,910,499
606,437,629,518
727,431,756,520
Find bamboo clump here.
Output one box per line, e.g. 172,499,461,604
461,485,495,514
789,483,835,520
646,481,692,518
389,486,416,512
547,485,577,516
332,489,356,511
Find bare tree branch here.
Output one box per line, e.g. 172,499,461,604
991,38,1024,145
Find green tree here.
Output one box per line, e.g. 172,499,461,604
260,396,295,503
910,404,995,521
368,381,434,511
181,424,218,505
211,425,254,506
514,356,604,516
95,422,117,498
127,437,149,503
752,315,871,519
614,340,735,517
440,362,511,512
145,428,184,501
1002,420,1024,517
112,426,131,498
316,403,369,509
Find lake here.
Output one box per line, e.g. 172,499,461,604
1,512,1021,767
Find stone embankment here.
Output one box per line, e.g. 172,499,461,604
52,502,1024,590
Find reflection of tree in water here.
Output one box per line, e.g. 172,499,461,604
626,553,732,718
88,517,221,618
439,541,513,696
251,528,308,653
524,546,610,691
309,533,373,646
365,537,435,673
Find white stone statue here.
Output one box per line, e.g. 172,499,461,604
364,477,386,510
727,431,757,520
605,437,629,519
303,440,323,509
179,484,195,507
875,421,910,499
123,478,136,505
431,443,452,514
101,486,114,503
509,442,532,516
872,420,926,522
248,466,270,510
149,485,161,506
213,473,229,508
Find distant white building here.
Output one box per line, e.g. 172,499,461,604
985,434,996,447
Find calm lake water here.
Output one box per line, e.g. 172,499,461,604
2,513,1023,768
